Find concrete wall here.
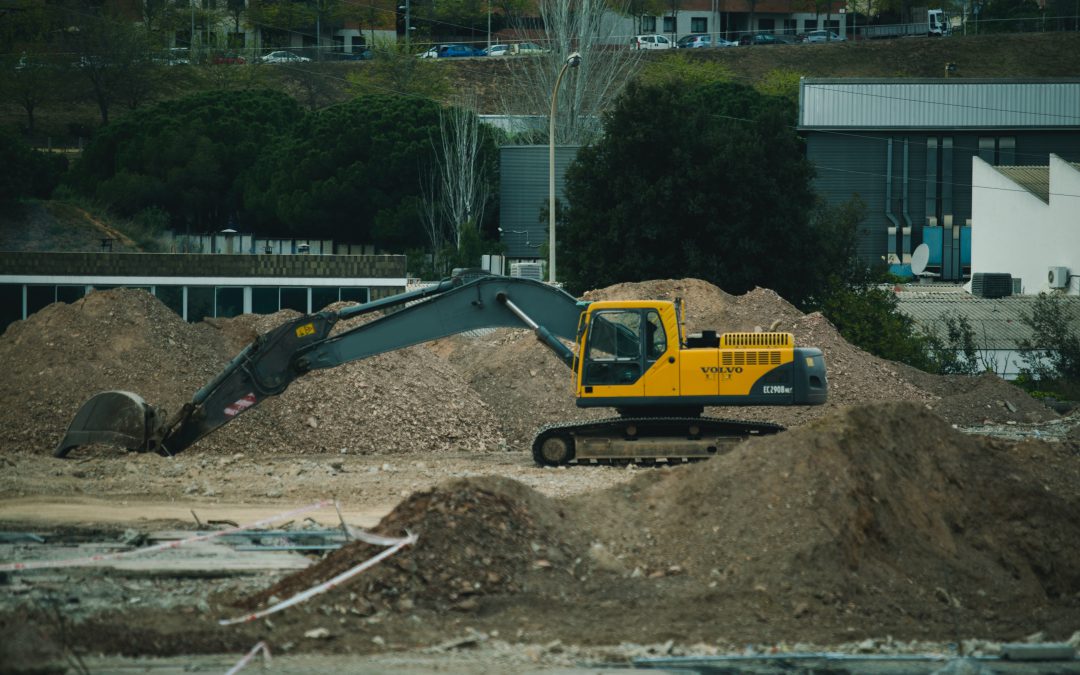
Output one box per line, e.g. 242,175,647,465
971,155,1080,295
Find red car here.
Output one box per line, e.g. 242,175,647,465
212,53,246,65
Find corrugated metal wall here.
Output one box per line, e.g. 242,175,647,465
800,79,1080,129
807,125,1080,275
499,145,580,259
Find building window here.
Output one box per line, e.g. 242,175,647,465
188,287,214,322
215,287,244,318
340,288,370,304
641,15,656,32
252,287,279,314
999,137,1016,165
691,17,707,32
804,19,818,30
978,137,995,164
280,287,308,313
156,286,184,318
312,287,338,313
758,18,775,31
783,19,798,34
663,16,675,33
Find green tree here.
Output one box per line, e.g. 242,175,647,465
346,43,452,100
0,129,65,208
241,94,457,250
560,80,824,304
820,284,937,370
66,89,302,229
636,53,733,88
1017,292,1080,388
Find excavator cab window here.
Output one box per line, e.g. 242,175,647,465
582,309,665,386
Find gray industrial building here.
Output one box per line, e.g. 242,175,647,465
498,145,581,268
799,78,1080,281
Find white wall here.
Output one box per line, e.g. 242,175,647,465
970,154,1080,295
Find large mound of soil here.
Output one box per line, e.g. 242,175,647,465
0,279,1058,459
239,402,1080,645
0,289,504,457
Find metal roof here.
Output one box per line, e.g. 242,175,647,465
799,78,1080,130
992,161,1080,202
995,166,1052,202
895,287,1080,350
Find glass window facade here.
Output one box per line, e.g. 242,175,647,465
0,283,382,333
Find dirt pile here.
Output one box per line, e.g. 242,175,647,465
0,278,1059,458
0,289,504,457
238,401,1080,644
572,401,1080,634
0,288,229,453
243,476,585,613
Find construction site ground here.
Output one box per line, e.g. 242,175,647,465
2,278,1080,673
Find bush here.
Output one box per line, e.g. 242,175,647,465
1017,292,1080,397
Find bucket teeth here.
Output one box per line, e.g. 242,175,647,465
54,391,161,458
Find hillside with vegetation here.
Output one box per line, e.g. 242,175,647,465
3,32,1079,143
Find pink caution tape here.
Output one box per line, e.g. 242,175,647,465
225,640,271,675
0,500,332,572
218,530,417,626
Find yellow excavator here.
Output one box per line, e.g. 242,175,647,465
55,272,827,465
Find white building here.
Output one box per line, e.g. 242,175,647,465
970,154,1080,295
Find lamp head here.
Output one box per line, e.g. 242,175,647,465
566,52,582,68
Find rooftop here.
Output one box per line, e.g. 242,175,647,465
799,78,1080,130
894,285,1080,350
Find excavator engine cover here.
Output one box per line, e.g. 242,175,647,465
54,391,163,458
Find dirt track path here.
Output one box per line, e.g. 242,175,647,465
0,451,639,531
0,496,392,528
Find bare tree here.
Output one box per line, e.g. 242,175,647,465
433,95,492,249
501,0,643,145
418,167,450,274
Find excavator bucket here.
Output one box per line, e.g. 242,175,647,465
54,391,163,458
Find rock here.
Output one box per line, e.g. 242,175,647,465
587,542,627,575
303,627,331,639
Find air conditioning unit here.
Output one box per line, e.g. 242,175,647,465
509,262,544,282
971,273,1013,298
1048,266,1070,289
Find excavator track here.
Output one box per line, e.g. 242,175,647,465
531,416,784,467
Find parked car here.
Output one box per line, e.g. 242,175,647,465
417,46,441,59
632,34,673,49
483,44,510,56
676,34,711,48
714,36,739,47
212,52,246,65
805,30,846,43
436,44,481,58
260,50,310,64
739,33,780,45
335,48,373,60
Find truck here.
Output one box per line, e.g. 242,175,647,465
55,272,828,466
860,9,953,38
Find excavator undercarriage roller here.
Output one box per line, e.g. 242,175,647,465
530,416,784,467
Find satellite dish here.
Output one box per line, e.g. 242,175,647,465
911,243,930,276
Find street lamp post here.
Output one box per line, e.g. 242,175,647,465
548,51,581,285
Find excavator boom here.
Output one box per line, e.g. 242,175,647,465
55,274,584,458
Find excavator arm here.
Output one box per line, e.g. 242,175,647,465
55,274,586,458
